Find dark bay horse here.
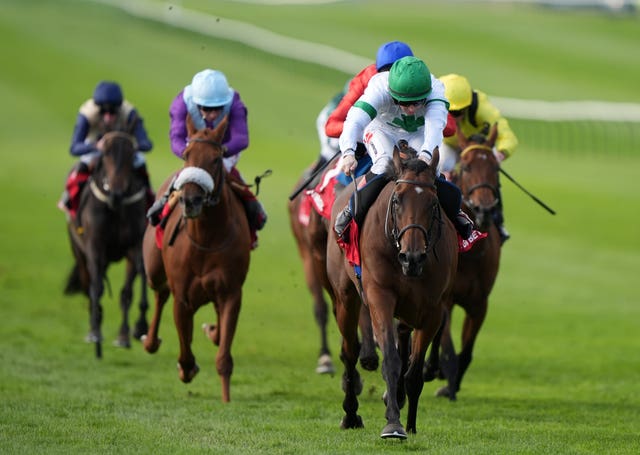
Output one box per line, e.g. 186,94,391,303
427,125,502,400
288,164,378,375
142,117,251,402
326,148,458,439
65,131,149,358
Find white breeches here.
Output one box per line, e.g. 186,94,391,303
363,124,430,175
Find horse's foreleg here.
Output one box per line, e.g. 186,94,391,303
378,324,404,439
132,255,149,340
358,304,379,372
436,307,459,401
115,259,136,349
86,254,105,359
456,300,488,394
404,317,440,435
174,298,199,384
213,293,242,403
424,307,447,382
142,284,169,354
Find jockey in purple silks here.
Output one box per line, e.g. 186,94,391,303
147,69,267,248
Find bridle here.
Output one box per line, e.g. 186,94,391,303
385,179,442,254
182,137,225,207
459,144,499,210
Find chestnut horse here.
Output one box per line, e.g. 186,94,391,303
141,117,251,402
427,125,502,400
326,148,458,439
288,163,378,375
64,131,149,358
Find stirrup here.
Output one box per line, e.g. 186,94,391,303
455,211,474,239
334,207,353,239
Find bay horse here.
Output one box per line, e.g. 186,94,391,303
288,163,378,375
64,131,149,358
426,124,502,400
141,116,251,402
326,147,458,439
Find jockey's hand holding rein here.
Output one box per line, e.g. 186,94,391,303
341,151,357,175
418,147,436,164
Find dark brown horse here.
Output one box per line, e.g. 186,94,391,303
141,117,251,402
288,163,378,375
65,131,149,358
326,148,458,439
427,125,502,400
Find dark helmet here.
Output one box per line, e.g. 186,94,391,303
375,41,413,71
93,81,123,106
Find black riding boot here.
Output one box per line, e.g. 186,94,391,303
492,181,510,244
334,171,389,239
435,176,474,238
147,174,177,227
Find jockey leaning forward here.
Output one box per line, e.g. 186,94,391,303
439,73,518,244
58,81,154,218
147,68,267,248
333,56,475,242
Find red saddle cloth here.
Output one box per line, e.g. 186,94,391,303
458,229,488,252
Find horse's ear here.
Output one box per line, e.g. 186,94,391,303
392,145,403,176
211,115,229,143
487,122,498,148
431,147,441,177
455,124,468,149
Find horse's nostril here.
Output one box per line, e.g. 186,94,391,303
398,252,407,263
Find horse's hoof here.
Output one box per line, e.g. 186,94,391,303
85,332,102,343
380,423,407,439
113,337,131,349
340,414,364,429
359,354,379,372
133,322,149,340
423,367,438,382
141,335,161,353
178,362,200,383
315,354,335,375
435,385,456,400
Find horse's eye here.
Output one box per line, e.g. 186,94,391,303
461,165,471,173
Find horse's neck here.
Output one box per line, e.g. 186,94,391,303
186,184,240,241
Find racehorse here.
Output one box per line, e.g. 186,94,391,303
425,124,502,400
326,147,458,439
288,163,378,375
141,116,251,403
64,131,149,358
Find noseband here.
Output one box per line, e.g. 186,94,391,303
181,137,225,207
385,179,441,253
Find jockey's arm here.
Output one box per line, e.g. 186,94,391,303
69,114,97,156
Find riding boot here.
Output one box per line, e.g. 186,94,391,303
334,171,388,239
147,174,177,227
492,183,510,244
435,176,475,238
59,161,91,216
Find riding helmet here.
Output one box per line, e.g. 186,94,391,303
375,41,413,71
93,81,123,107
440,74,472,111
388,56,432,102
190,69,234,108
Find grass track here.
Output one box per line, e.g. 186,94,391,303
1,1,638,453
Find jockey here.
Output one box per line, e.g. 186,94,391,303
147,69,267,247
324,40,456,151
333,56,474,241
439,73,518,244
58,81,154,217
312,79,350,176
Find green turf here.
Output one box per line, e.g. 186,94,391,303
1,1,639,453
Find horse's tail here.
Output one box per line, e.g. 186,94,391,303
64,263,85,296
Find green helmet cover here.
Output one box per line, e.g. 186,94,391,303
388,56,432,102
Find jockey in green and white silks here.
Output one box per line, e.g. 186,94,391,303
334,56,476,242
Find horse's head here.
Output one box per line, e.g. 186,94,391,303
176,116,228,218
456,124,500,230
93,131,139,209
387,146,441,277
